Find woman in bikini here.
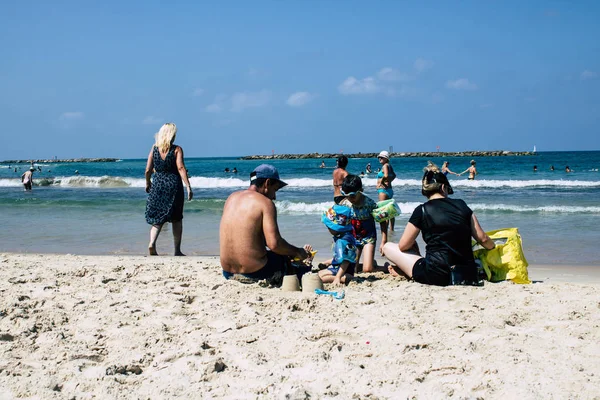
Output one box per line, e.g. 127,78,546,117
459,160,477,180
376,151,396,231
442,161,458,176
21,167,35,191
332,155,349,204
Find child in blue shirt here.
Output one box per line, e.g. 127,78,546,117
319,205,358,285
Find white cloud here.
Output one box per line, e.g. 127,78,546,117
142,116,163,125
445,78,478,90
230,90,270,112
204,94,228,113
338,76,381,95
205,104,222,113
286,92,316,107
581,70,597,80
377,67,411,82
191,88,204,97
414,58,434,73
60,111,84,120
339,66,420,96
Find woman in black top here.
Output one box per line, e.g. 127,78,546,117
382,163,494,286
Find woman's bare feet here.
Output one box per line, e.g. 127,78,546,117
149,247,158,256
385,262,403,277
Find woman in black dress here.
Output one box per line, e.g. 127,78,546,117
145,123,193,255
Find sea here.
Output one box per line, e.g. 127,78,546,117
1,151,599,266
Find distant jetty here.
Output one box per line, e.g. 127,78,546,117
241,150,534,160
0,158,118,164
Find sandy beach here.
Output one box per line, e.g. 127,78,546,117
0,253,598,399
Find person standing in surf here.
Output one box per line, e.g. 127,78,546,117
460,160,478,180
21,167,35,191
442,161,458,176
333,155,349,204
145,123,193,256
376,151,397,231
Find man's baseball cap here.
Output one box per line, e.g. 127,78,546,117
250,164,288,188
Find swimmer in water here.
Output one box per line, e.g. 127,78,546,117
459,160,478,180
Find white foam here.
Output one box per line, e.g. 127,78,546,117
2,174,600,190
449,179,600,188
471,203,600,213
281,178,600,189
275,201,331,215
55,176,136,188
274,200,600,215
0,179,21,187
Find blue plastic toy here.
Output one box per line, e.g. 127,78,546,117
314,289,345,300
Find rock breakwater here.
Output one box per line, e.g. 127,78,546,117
241,150,533,160
1,158,119,164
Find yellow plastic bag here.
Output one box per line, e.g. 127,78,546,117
473,228,531,284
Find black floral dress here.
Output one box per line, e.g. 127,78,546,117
145,145,184,225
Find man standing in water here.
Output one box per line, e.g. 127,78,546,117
220,164,312,283
21,167,34,191
333,155,349,204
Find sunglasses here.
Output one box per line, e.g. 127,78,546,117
341,190,360,197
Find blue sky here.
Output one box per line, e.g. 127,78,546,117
1,1,599,159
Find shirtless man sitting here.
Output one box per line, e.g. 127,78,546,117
333,155,349,204
220,164,312,283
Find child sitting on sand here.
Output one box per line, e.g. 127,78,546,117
319,205,358,285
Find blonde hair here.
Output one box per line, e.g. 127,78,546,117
154,123,177,153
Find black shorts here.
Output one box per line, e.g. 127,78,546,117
411,258,450,286
222,251,289,281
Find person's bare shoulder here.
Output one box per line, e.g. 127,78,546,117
227,189,271,210
333,168,348,179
